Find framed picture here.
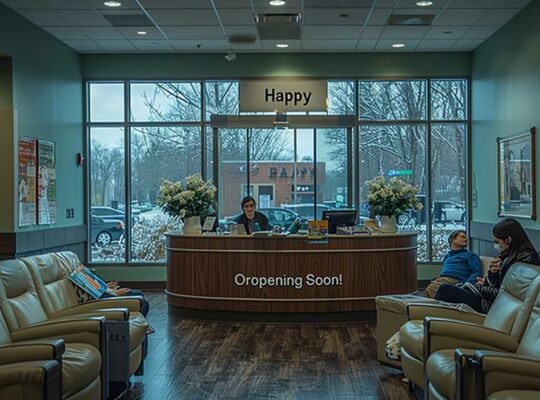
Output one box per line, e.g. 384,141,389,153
497,127,536,219
37,139,57,225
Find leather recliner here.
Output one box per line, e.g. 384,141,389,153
425,279,540,400
20,252,148,377
0,307,107,400
400,262,540,390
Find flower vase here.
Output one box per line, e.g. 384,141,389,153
378,215,397,233
183,216,202,235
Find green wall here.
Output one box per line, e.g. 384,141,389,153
82,52,471,80
471,0,540,226
0,3,83,232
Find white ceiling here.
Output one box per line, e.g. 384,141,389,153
0,0,532,53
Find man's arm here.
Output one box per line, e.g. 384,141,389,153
466,253,484,283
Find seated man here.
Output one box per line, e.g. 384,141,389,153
425,230,482,298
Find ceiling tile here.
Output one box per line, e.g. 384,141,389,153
55,10,110,26
395,0,444,8
115,26,165,40
476,9,521,26
147,9,218,25
451,38,484,50
365,8,392,25
63,40,103,52
462,26,500,40
356,39,377,50
0,0,45,9
424,26,469,39
375,39,421,50
231,41,262,51
303,8,370,25
381,25,430,39
94,40,137,51
160,26,224,40
140,0,213,8
433,9,488,25
361,26,384,39
85,0,143,10
16,9,69,26
215,8,255,25
42,26,88,40
416,39,457,50
223,26,258,36
170,39,229,51
302,26,362,40
303,39,358,50
78,26,125,40
38,0,90,9
130,40,174,51
303,0,375,7
447,0,531,9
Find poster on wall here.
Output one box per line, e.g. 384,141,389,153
18,137,37,227
37,139,57,225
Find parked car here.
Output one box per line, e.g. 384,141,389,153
397,198,465,225
90,216,124,246
220,207,301,230
91,206,140,223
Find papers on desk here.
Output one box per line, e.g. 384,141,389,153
308,220,328,244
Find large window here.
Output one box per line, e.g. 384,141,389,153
87,78,468,264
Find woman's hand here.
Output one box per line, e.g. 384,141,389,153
489,257,502,274
116,288,131,296
477,276,486,285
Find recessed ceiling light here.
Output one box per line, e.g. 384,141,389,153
276,43,289,48
392,43,405,48
269,0,286,6
137,31,147,35
416,1,433,6
104,1,122,7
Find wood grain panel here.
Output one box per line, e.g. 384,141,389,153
166,233,417,316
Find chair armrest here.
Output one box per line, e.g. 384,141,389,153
51,297,143,317
407,303,485,324
0,339,65,365
424,317,519,356
0,360,61,390
474,350,540,396
11,317,107,350
50,308,129,322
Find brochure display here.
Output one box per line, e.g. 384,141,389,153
37,139,57,225
68,265,107,299
17,137,37,227
308,220,328,243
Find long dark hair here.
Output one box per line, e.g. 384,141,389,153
492,218,537,263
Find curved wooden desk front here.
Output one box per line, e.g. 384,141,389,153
166,232,417,320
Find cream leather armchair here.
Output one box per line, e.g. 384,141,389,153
425,290,540,400
20,252,148,377
400,262,540,391
0,309,107,400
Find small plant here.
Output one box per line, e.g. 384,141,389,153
365,176,423,219
157,174,216,220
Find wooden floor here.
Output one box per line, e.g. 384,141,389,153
127,292,414,400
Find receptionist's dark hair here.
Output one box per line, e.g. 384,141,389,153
241,195,256,208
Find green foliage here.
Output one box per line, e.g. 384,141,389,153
157,174,216,220
365,176,423,218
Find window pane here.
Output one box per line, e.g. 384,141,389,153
327,81,355,115
130,82,201,122
317,129,348,211
359,124,427,260
205,81,239,121
130,126,200,262
431,123,467,260
359,80,427,121
89,127,125,263
431,79,467,120
89,83,124,122
219,128,247,219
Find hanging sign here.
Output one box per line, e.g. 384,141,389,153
239,80,327,112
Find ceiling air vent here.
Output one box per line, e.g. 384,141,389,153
229,35,257,45
102,14,154,27
255,13,302,40
387,14,435,26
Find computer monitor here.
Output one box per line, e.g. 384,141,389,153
322,209,358,234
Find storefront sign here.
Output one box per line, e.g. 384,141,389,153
239,80,327,112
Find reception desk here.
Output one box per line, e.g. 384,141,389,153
166,232,417,321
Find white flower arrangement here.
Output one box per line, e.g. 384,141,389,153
365,176,423,218
157,174,216,220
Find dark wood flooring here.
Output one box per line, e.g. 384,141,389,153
127,292,414,400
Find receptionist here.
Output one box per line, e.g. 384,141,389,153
235,195,269,234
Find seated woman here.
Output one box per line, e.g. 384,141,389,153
234,195,269,234
435,217,540,313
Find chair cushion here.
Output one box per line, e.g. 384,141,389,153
488,390,540,400
426,350,455,400
400,320,424,360
129,312,148,351
62,344,101,398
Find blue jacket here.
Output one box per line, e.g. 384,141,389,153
440,249,483,283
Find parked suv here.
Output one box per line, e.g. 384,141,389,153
90,216,124,246
91,206,140,223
